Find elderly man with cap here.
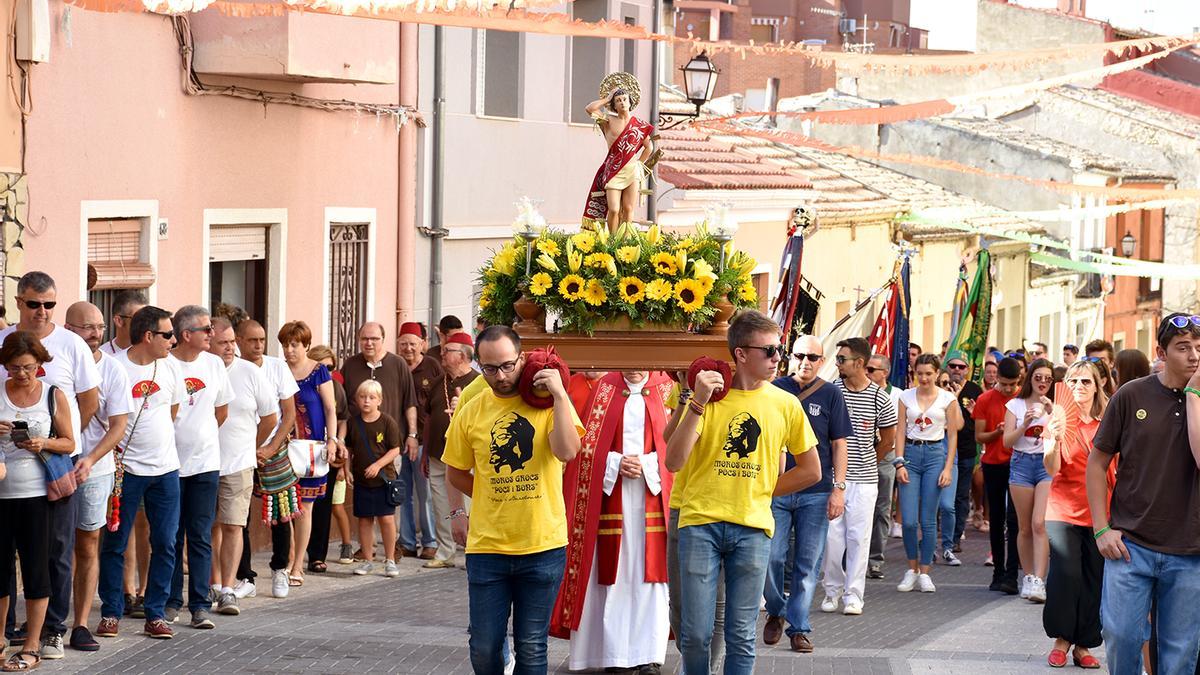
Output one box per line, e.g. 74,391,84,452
421,331,478,568
396,322,443,559
941,349,982,565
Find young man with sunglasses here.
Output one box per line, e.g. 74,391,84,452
761,335,851,652
0,272,102,660
942,350,982,565
1090,313,1200,673
667,310,820,675
443,326,583,674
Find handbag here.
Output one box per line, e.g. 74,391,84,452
355,415,407,508
36,384,78,502
287,438,329,479
256,444,302,525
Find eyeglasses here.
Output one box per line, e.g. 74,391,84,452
835,355,861,365
66,322,106,333
19,299,56,310
865,366,886,374
1167,315,1200,329
946,362,968,370
740,345,786,359
480,359,519,376
150,330,175,340
1065,377,1094,386
4,364,38,374
184,324,214,334
792,353,822,363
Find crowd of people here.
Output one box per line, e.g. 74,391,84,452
0,267,1196,674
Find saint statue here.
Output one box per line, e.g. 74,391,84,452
582,72,656,233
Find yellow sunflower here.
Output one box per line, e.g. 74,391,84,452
559,274,585,301
739,281,757,303
529,272,553,296
645,278,673,302
571,231,596,253
536,239,560,257
616,245,641,264
674,278,707,314
696,275,715,294
618,277,646,304
584,252,615,270
583,279,607,306
651,252,678,276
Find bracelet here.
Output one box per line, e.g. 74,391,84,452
891,457,906,468
445,508,467,520
1093,526,1111,539
687,398,705,417
1186,387,1200,398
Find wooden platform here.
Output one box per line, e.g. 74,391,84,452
516,328,733,372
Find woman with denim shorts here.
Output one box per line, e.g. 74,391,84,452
893,354,961,594
1003,357,1054,603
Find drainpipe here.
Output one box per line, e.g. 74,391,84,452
647,0,661,223
396,22,419,341
428,25,448,337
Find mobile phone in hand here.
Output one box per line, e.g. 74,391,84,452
10,421,29,445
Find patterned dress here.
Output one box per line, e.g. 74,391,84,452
295,363,332,502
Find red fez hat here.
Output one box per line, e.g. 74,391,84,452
519,346,570,409
400,322,423,338
446,332,474,348
687,357,732,403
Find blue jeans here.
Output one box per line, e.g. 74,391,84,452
938,461,959,552
397,452,435,550
1102,539,1200,674
169,471,219,613
466,547,565,675
764,492,829,636
898,440,948,566
98,470,181,621
678,521,771,675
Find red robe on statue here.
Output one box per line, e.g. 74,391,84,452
550,371,674,639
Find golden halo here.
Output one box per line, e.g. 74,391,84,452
599,72,641,110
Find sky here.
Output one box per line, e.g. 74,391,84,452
910,0,1200,52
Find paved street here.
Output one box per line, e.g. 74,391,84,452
23,529,1093,674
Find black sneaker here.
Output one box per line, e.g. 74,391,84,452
123,593,136,616
69,626,100,652
999,578,1020,595
867,566,884,580
129,595,146,619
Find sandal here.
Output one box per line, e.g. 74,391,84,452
308,561,327,574
287,574,304,587
3,651,41,672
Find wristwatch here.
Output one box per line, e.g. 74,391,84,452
407,432,418,439
833,481,847,490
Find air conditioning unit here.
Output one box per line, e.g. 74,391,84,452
839,18,856,34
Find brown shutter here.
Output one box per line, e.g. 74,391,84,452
86,218,155,290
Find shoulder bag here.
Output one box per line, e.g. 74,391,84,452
36,384,78,502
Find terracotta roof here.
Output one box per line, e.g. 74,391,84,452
1049,85,1200,139
937,116,1174,181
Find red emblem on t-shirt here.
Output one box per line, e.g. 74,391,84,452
1025,425,1044,438
184,377,207,406
915,416,933,430
36,366,46,377
132,380,160,399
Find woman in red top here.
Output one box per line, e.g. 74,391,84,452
1041,360,1108,669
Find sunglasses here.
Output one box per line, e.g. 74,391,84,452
792,352,822,363
1082,356,1104,364
1005,351,1022,359
1167,315,1200,329
19,299,56,310
946,362,968,370
740,345,786,359
184,325,214,334
1065,377,1094,386
835,355,861,365
865,366,886,374
150,330,175,340
1032,375,1054,383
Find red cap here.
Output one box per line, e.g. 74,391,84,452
446,332,474,348
400,322,423,338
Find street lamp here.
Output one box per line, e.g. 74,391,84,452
1120,230,1136,257
658,52,720,131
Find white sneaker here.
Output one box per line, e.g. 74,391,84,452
1020,574,1034,599
819,594,838,613
942,549,962,566
232,579,257,599
890,522,903,538
271,569,289,599
897,569,919,592
917,573,936,593
354,561,374,576
384,560,400,578
842,598,863,615
1027,576,1046,603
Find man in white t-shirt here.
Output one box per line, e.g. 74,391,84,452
96,306,187,641
208,318,276,616
234,320,298,599
164,306,234,630
64,302,133,653
100,290,146,357
0,272,102,660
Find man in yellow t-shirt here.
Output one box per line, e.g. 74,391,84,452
665,310,821,675
443,326,583,674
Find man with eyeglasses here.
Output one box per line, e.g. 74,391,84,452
826,338,897,610
341,322,418,481
1090,313,1200,673
865,355,901,580
761,335,851,652
1062,344,1079,367
0,271,102,660
63,302,132,653
163,306,233,629
101,290,147,357
666,310,820,674
421,332,478,569
98,306,188,640
942,350,982,566
443,326,583,674
1028,342,1048,361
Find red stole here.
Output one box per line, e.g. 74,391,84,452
550,372,674,639
581,117,655,225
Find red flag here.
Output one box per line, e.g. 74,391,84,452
868,283,897,358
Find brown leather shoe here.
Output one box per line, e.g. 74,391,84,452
790,632,814,653
418,547,437,560
399,547,419,558
763,615,784,645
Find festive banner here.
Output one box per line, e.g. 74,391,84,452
815,287,887,382
949,250,992,385
887,256,912,390
1010,199,1193,222
945,264,969,355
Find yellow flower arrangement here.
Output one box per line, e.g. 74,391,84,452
616,245,641,265
583,279,607,306
584,252,615,270
738,281,757,303
619,277,646,304
536,239,560,257
674,278,707,314
646,278,673,302
529,272,553,296
559,274,585,301
491,246,518,276
568,250,583,272
651,252,677,276
571,231,596,253
478,287,492,309
536,254,559,272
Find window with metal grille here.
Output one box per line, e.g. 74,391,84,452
327,222,370,364
482,30,521,119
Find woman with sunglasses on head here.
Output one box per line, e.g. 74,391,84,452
1003,357,1055,603
893,354,962,593
1041,361,1108,669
